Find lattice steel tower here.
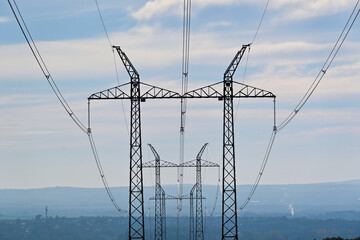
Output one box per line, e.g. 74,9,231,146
221,45,275,239
89,46,182,240
181,44,276,239
143,144,178,240
179,143,219,240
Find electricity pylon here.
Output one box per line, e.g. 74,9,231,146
179,143,219,240
88,46,181,240
144,143,218,240
88,44,275,240
182,44,276,239
143,144,178,240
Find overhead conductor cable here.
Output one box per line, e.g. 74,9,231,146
238,0,360,211
8,0,126,213
8,0,87,134
178,0,192,212
277,0,360,132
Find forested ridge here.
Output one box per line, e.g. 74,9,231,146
0,216,359,240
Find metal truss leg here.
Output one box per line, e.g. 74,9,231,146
222,79,238,240
129,82,145,240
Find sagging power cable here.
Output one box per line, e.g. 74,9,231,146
88,131,126,213
205,146,221,217
277,0,360,132
9,0,126,213
209,166,221,216
92,1,131,212
238,0,359,211
238,129,277,211
8,0,88,134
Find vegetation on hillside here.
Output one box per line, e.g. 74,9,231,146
0,216,359,240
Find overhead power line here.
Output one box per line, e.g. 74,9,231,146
94,0,112,47
251,0,270,46
178,0,192,217
238,0,360,211
277,0,360,132
88,132,127,213
8,0,127,213
8,0,88,134
238,129,277,211
9,0,359,223
94,0,129,135
236,0,270,117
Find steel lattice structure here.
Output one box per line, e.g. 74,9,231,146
143,144,178,240
89,46,183,239
182,45,275,239
150,192,207,239
88,45,275,240
222,46,245,240
179,143,219,240
194,144,207,240
145,144,218,240
189,185,195,240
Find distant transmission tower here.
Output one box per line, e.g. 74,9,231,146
143,144,178,240
144,143,218,240
179,143,219,240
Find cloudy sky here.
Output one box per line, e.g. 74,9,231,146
0,0,359,192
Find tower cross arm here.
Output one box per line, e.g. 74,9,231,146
140,82,182,99
232,81,276,98
179,194,206,200
179,159,219,168
88,83,131,100
183,81,223,99
88,82,182,100
150,194,178,201
142,160,178,168
182,81,276,99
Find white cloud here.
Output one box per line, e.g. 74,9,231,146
132,0,355,22
132,0,182,20
2,30,359,104
205,21,232,29
132,0,239,21
0,40,115,81
1,1,360,188
269,0,355,21
0,17,10,23
193,0,238,7
308,125,360,136
0,27,182,82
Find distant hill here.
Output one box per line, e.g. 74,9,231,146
0,180,359,219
